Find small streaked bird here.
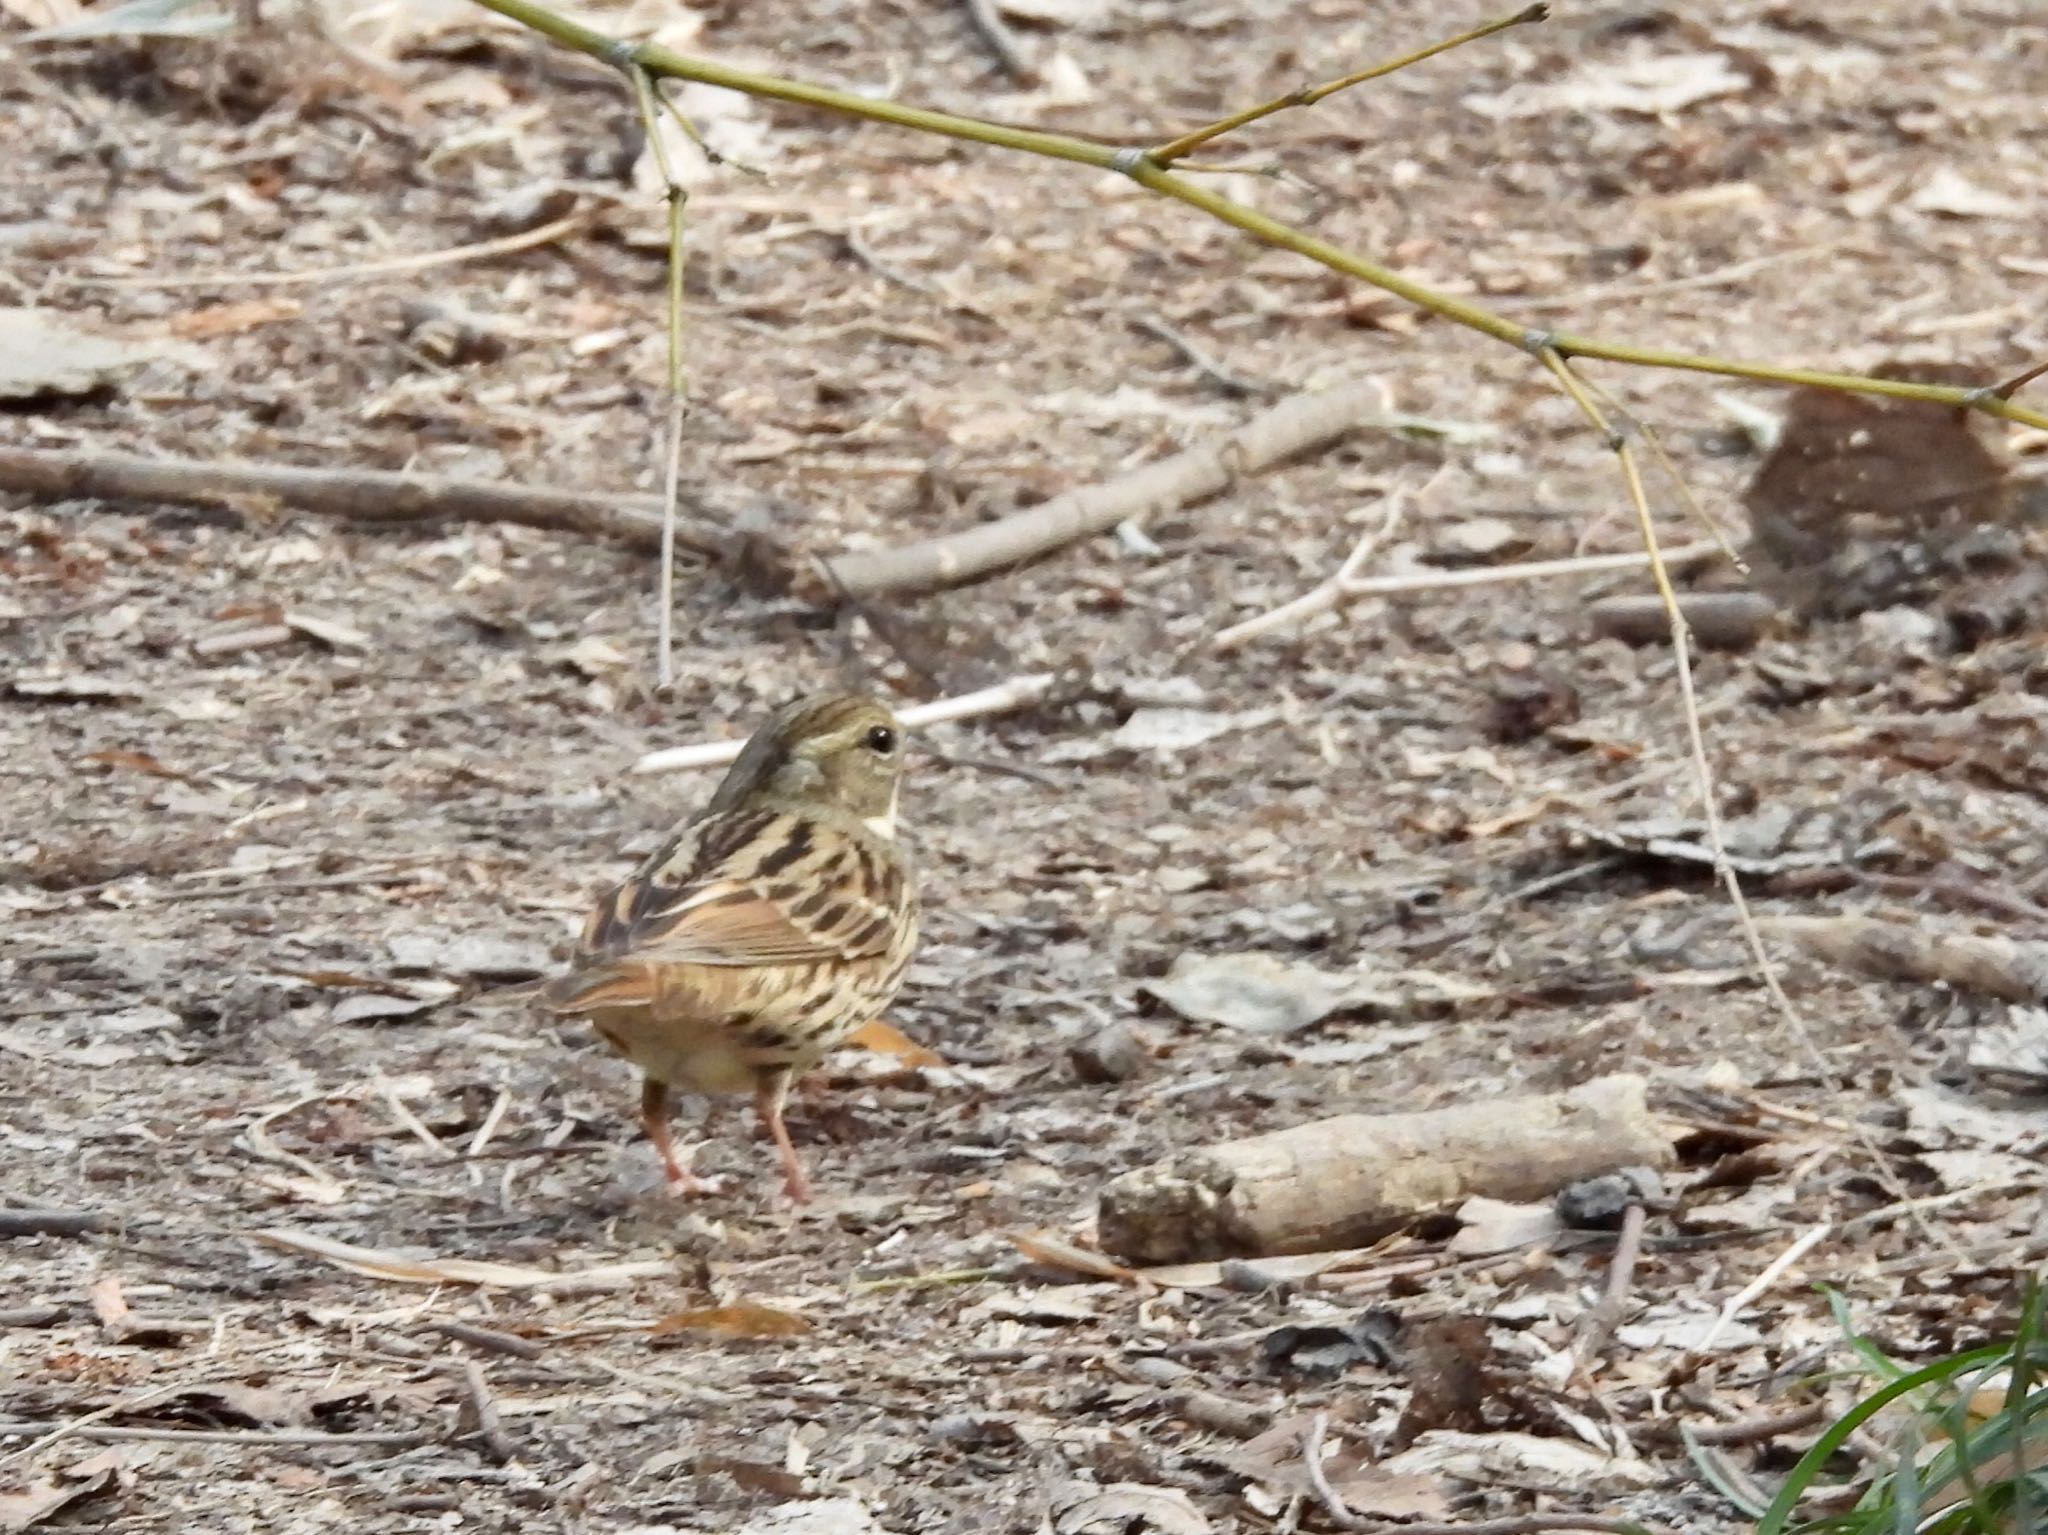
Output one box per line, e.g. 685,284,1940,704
544,692,918,1203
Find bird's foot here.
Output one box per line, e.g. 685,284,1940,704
659,1156,725,1198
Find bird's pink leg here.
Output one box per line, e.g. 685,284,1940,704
641,1078,722,1196
754,1070,812,1204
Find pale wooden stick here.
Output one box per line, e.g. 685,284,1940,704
632,672,1056,775
1213,540,1721,650
820,380,1399,596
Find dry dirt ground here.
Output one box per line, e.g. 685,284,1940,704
4,1,2047,1531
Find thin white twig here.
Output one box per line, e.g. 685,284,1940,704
377,1076,455,1160
1212,538,1718,651
632,672,1059,775
466,1087,513,1160
1699,1222,1831,1352
1212,484,1408,650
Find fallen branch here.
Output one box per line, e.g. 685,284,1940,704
0,446,776,578
1764,915,2048,1003
1097,1073,1673,1262
632,671,1057,774
820,380,1399,597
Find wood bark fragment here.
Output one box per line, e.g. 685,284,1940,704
1763,915,2048,1002
1586,591,1777,650
820,380,1397,597
1096,1074,1672,1262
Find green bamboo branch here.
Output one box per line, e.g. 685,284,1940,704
466,0,2048,432
1149,2,1550,165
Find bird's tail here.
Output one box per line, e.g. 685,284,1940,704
540,964,657,1013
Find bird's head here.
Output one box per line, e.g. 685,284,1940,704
708,692,906,836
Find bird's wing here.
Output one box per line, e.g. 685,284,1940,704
546,809,908,1011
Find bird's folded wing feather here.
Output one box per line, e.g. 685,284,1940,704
548,810,906,1012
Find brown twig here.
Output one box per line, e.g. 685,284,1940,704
1570,1202,1646,1372
453,1359,519,1464
0,445,763,572
431,1320,545,1362
818,380,1400,596
1677,1400,1829,1447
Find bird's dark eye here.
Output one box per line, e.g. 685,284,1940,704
864,725,897,755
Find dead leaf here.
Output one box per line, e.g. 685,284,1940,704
0,308,180,401
1390,1316,1500,1449
247,1228,668,1291
168,297,303,340
88,1275,130,1329
1141,952,1484,1036
1050,1481,1211,1534
9,674,143,704
78,748,188,781
846,1018,943,1068
1137,1245,1387,1290
697,1455,808,1498
1010,1229,1143,1286
1446,1196,1565,1257
0,1467,115,1535
1466,53,1749,118
734,1499,885,1535
1332,1467,1451,1521
283,611,370,651
649,1301,811,1339
0,0,82,28
1908,168,2026,220
331,993,440,1026
1380,1429,1660,1492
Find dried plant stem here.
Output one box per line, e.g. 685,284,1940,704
628,64,693,687
1150,3,1548,164
1540,351,1928,1229
68,212,587,289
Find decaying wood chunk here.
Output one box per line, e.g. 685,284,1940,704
1097,1073,1673,1262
